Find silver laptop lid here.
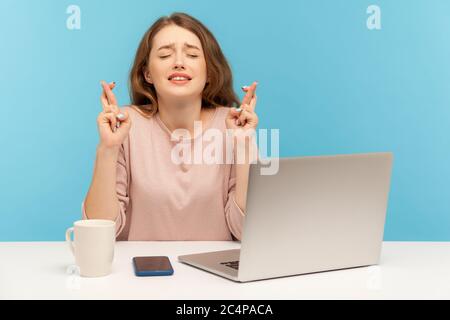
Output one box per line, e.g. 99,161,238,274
238,152,393,282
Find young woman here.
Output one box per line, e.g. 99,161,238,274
82,12,259,241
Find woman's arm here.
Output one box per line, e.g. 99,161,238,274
234,164,250,213
234,135,258,213
226,81,259,213
84,145,121,221
84,81,132,222
223,134,258,240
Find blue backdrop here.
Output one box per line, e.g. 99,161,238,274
1,0,449,241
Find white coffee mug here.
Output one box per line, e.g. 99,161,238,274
65,220,116,277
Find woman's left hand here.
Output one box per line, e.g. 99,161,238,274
226,81,259,131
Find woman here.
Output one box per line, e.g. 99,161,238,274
82,12,259,241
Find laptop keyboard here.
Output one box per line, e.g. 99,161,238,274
220,260,239,270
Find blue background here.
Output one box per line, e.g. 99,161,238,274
1,0,449,241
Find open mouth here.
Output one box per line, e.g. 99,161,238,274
168,72,192,79
168,76,192,85
168,76,192,81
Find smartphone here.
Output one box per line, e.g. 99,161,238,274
132,256,174,277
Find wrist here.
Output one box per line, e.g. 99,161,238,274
97,144,120,157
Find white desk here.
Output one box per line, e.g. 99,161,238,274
0,241,449,300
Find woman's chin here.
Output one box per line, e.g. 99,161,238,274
165,87,202,98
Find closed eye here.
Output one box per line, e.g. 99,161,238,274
159,54,198,59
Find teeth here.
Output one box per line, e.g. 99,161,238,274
171,77,189,81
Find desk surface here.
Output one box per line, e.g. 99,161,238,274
1,241,449,299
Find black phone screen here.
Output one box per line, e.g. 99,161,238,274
133,256,173,272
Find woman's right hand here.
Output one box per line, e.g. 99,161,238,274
97,80,132,149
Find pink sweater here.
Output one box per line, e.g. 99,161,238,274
81,106,245,241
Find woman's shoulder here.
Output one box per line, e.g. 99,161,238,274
211,106,234,131
215,105,232,118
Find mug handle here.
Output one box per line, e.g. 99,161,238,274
65,227,75,255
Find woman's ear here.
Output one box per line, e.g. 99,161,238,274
144,69,153,84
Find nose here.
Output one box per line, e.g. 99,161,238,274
173,61,185,70
173,52,186,70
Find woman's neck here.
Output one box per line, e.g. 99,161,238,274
157,96,210,136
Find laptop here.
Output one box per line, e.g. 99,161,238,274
178,152,393,282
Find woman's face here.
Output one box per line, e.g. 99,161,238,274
145,25,208,101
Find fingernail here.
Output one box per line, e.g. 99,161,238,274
242,86,248,90
235,107,242,112
116,113,125,120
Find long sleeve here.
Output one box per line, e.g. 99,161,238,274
81,143,130,238
224,163,246,241
77,105,248,241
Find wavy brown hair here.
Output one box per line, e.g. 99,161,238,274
128,12,240,118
